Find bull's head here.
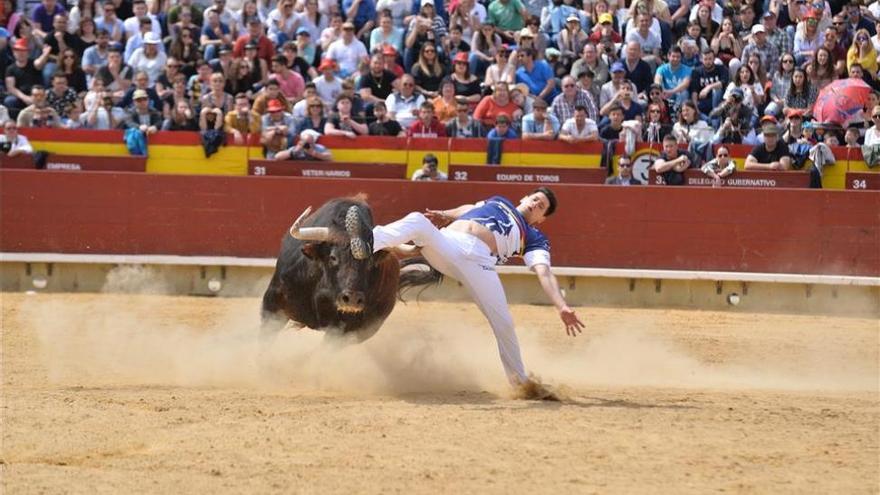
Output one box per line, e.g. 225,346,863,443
289,204,377,315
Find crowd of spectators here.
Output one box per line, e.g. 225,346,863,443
2,0,880,171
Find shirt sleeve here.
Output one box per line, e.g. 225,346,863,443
522,227,551,268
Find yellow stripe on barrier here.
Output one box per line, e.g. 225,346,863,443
146,145,249,175
30,141,129,156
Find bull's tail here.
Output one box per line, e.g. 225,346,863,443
397,257,443,302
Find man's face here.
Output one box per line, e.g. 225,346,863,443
495,120,509,134
109,51,121,65
702,51,715,68
401,78,415,95
4,122,17,138
716,147,729,164
626,42,640,60
32,89,46,106
97,33,109,48
370,57,383,73
669,51,681,66
610,109,623,125
52,77,67,92
421,107,434,122
638,15,649,29
249,22,261,37
574,109,585,123
13,48,27,63
850,65,864,79
534,106,546,119
135,97,148,109
374,105,386,119
612,70,624,82
619,85,631,100
562,78,576,96
235,97,249,112
134,2,146,16
53,15,67,32
342,25,355,41
518,192,550,225
583,45,596,63
663,140,678,157
764,132,778,146
763,14,776,30
135,74,149,88
456,104,468,118
618,159,632,177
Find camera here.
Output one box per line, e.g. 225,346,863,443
0,141,12,154
303,142,312,150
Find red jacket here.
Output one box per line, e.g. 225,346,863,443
233,34,275,65
408,118,446,138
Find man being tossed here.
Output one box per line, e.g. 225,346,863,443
365,187,584,395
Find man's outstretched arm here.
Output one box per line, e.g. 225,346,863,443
424,203,477,227
532,263,585,337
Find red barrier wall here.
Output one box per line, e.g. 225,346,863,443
1,170,878,276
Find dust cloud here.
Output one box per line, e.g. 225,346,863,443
19,267,878,397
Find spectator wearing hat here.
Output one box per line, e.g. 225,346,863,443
446,96,485,138
124,15,162,63
521,98,559,140
261,98,296,158
550,74,597,123
411,153,448,180
620,41,654,97
274,129,332,161
314,59,343,104
689,48,728,119
555,15,588,70
253,79,291,115
359,54,399,107
200,10,233,62
539,0,578,39
4,38,44,117
474,81,521,128
326,21,369,77
295,27,322,69
381,44,405,78
449,51,481,102
233,18,275,65
605,154,640,185
762,10,792,61
571,43,608,88
652,134,694,186
515,47,557,102
558,104,598,142
487,0,528,40
782,108,808,145
368,100,405,136
794,9,823,64
128,32,167,85
122,88,162,133
710,87,752,143
487,113,518,139
745,117,792,170
599,61,637,108
700,145,737,187
625,13,662,65
370,11,404,54
589,12,622,46
740,23,781,80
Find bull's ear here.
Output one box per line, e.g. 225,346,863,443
301,242,320,259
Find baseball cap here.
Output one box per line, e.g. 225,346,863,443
296,26,310,36
421,0,434,6
804,8,821,20
762,10,777,18
318,58,336,71
729,87,744,100
566,14,579,23
13,38,28,51
133,89,149,100
218,44,232,54
598,13,613,24
453,51,468,63
610,61,626,73
761,122,780,135
519,27,533,38
267,99,284,113
751,24,765,35
495,113,511,124
785,108,806,119
382,45,397,56
545,47,561,58
143,32,161,44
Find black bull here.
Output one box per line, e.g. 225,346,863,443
260,197,440,342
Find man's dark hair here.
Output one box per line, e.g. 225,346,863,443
668,46,683,56
574,104,587,112
520,47,536,59
663,133,678,143
578,68,594,79
534,186,557,216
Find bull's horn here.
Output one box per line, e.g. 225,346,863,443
345,205,369,260
289,206,330,241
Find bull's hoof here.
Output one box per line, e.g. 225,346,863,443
345,205,373,259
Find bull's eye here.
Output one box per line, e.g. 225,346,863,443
329,253,339,265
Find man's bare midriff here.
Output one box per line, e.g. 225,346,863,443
447,220,499,255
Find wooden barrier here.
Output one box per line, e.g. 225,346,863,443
0,154,36,169
2,170,878,276
846,172,880,191
249,160,407,179
449,164,607,184
648,169,812,188
0,153,147,171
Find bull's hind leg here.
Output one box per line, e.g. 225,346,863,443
260,275,289,340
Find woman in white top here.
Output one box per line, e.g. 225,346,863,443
484,46,516,88
724,65,764,115
866,105,880,146
672,101,714,144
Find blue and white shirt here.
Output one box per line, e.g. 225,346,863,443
459,196,551,268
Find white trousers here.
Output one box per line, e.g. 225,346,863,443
373,212,528,384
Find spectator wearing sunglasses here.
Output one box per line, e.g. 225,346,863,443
605,154,641,185
865,105,880,146
701,145,736,187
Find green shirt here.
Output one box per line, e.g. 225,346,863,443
487,0,525,31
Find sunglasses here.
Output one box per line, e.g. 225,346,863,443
619,163,631,167
649,109,661,113
563,83,574,88
424,49,435,53
309,104,322,108
833,22,843,25
782,59,794,63
717,153,729,157
402,82,414,86
63,55,75,59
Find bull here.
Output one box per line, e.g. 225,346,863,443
260,196,439,342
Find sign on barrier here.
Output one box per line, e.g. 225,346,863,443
845,172,880,190
648,169,811,188
248,160,407,179
448,164,607,184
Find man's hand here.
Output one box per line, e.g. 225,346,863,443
424,209,454,227
559,305,584,336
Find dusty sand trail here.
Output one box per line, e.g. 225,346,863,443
1,292,878,494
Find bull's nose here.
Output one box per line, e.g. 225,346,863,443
337,290,365,311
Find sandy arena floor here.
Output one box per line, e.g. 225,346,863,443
1,292,878,494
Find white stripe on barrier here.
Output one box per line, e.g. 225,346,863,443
1,252,878,287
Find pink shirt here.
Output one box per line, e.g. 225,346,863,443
272,71,305,100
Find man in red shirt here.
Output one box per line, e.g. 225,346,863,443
408,101,446,137
233,18,275,65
